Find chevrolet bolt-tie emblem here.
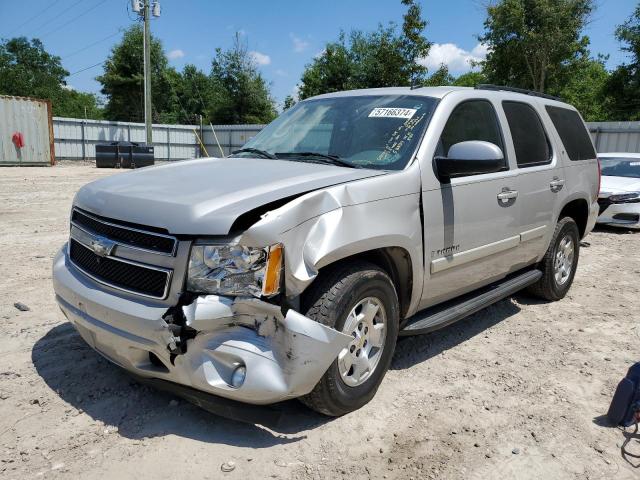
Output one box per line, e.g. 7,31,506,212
90,236,116,258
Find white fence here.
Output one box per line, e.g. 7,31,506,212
587,122,640,154
52,117,640,162
53,117,265,161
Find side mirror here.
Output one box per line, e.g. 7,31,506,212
434,140,505,181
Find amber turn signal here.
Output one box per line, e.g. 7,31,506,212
262,244,283,296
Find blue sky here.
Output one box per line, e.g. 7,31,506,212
1,0,637,107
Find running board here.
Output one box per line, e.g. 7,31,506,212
400,269,542,336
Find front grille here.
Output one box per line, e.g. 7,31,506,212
69,239,169,298
72,209,176,255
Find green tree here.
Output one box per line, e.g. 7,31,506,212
163,64,212,124
453,71,488,87
97,25,173,122
423,64,454,86
282,94,296,111
297,0,431,99
555,54,611,121
0,36,102,118
480,0,594,93
208,35,276,124
605,4,640,120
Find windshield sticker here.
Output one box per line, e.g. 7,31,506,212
369,107,417,119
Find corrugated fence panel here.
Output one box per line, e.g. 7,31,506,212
587,122,640,154
1,96,53,165
52,117,248,161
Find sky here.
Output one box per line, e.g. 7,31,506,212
0,0,638,108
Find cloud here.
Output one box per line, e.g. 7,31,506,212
419,43,488,73
168,49,185,60
249,50,271,66
290,33,309,53
275,69,288,77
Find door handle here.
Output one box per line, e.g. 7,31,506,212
497,189,518,201
550,177,565,192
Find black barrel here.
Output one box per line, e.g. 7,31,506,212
95,142,154,169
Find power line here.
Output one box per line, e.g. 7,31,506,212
31,0,85,35
61,30,123,59
40,0,108,39
6,0,62,36
68,61,105,77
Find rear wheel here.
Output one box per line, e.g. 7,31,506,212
299,261,399,416
528,217,580,301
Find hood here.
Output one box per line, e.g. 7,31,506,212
74,157,385,235
599,175,640,197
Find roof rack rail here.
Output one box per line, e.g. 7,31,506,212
475,84,563,102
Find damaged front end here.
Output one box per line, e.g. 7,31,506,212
159,295,351,404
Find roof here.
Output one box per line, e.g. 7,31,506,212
306,86,573,109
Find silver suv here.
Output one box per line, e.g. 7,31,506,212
53,86,600,417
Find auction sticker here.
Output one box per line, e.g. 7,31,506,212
369,107,416,119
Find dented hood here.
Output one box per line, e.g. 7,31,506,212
74,157,384,235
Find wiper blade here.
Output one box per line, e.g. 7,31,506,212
275,151,359,168
231,148,277,159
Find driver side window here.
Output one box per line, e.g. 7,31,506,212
437,100,506,168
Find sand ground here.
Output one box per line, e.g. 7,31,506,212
0,164,639,479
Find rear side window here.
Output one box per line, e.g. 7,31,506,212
502,101,551,167
438,100,505,158
545,106,596,161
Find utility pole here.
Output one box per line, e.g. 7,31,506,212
131,0,160,145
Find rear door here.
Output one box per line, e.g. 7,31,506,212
421,98,523,306
501,100,566,263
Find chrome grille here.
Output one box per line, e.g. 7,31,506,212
71,208,176,255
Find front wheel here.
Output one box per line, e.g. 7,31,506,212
528,216,580,301
299,261,399,416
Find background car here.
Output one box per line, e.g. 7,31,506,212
597,153,640,229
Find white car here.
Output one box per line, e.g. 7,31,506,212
597,153,640,229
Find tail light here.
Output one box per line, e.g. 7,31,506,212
596,158,602,197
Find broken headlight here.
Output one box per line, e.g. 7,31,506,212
186,243,282,297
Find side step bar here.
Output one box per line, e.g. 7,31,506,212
400,269,542,336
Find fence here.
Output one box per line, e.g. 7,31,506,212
52,117,640,162
53,117,265,161
587,122,640,154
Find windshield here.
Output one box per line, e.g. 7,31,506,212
600,158,640,178
231,95,438,170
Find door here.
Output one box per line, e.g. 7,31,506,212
501,101,565,263
421,99,522,307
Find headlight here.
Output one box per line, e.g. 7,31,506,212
186,243,283,297
609,192,640,203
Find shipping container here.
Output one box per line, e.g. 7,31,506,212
0,95,55,166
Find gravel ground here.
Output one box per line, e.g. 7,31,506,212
0,163,639,479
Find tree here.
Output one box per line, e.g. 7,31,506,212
297,0,431,99
282,95,296,111
423,64,454,86
0,36,102,118
208,34,276,124
556,54,611,121
97,25,173,122
164,64,212,124
604,4,640,120
453,71,488,87
480,0,594,93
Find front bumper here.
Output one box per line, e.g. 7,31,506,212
597,200,640,229
52,246,351,405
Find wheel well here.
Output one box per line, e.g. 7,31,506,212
559,199,589,238
315,248,414,320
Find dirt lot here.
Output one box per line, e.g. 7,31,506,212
0,163,639,479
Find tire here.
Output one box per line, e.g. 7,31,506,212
527,216,580,301
299,261,400,416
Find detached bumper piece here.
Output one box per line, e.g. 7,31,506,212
53,246,351,419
